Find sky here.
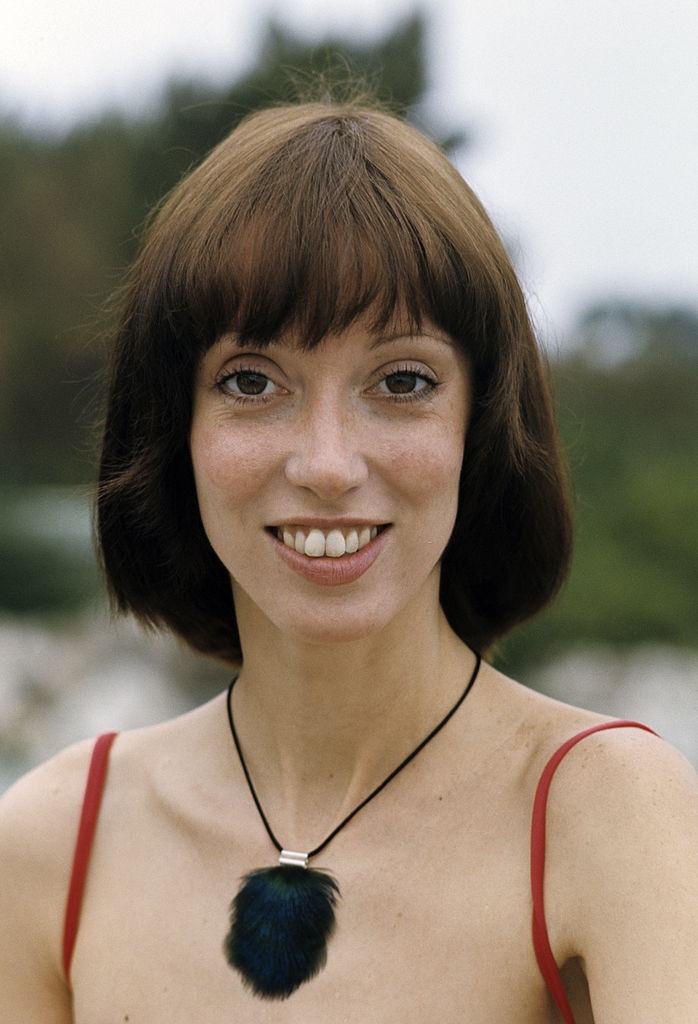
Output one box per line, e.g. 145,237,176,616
2,0,696,349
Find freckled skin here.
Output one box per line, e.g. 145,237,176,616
189,315,472,646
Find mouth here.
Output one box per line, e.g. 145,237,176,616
264,524,392,586
265,523,391,557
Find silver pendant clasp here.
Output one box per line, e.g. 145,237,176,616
279,849,309,868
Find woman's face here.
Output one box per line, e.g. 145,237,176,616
190,313,472,644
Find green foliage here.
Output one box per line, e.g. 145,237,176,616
496,323,698,671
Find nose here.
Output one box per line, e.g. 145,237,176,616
283,394,369,500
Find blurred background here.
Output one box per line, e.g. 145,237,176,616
1,1,696,790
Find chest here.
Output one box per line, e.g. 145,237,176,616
68,774,576,1023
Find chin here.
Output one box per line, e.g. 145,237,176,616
231,555,439,645
271,605,395,646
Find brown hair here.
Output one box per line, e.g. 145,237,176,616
97,99,574,663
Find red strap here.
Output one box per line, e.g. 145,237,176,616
62,732,119,987
530,719,660,1022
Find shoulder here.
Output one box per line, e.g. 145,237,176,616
543,719,697,852
0,694,223,891
0,736,100,984
0,734,100,878
541,719,698,1007
0,712,196,969
553,719,698,879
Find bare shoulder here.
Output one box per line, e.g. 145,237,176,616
0,699,222,983
530,690,698,953
550,717,698,865
0,736,100,1019
0,735,99,888
496,659,696,858
489,664,698,974
0,691,226,890
539,703,697,840
543,711,698,1016
0,736,100,917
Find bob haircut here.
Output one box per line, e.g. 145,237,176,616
97,98,574,664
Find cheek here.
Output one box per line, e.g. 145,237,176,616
381,427,464,573
189,422,267,532
392,417,465,502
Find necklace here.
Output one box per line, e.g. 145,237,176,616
223,651,482,1000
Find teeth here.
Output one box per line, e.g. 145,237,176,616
305,529,329,557
276,525,382,558
324,529,346,557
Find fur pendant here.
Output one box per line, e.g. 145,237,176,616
223,864,341,1000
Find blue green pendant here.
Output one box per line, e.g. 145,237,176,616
223,850,341,1000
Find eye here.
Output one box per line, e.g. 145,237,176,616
215,366,278,403
214,363,442,406
374,368,440,402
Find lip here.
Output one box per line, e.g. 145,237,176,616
266,524,392,587
270,517,391,530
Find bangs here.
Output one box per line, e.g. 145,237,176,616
155,113,488,354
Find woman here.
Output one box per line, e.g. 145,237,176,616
1,99,696,1023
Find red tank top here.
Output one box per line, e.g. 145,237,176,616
62,720,660,1018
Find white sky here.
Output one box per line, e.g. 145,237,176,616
2,0,696,347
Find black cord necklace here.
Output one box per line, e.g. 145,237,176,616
222,651,482,1000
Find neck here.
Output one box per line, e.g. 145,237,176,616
228,587,479,853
